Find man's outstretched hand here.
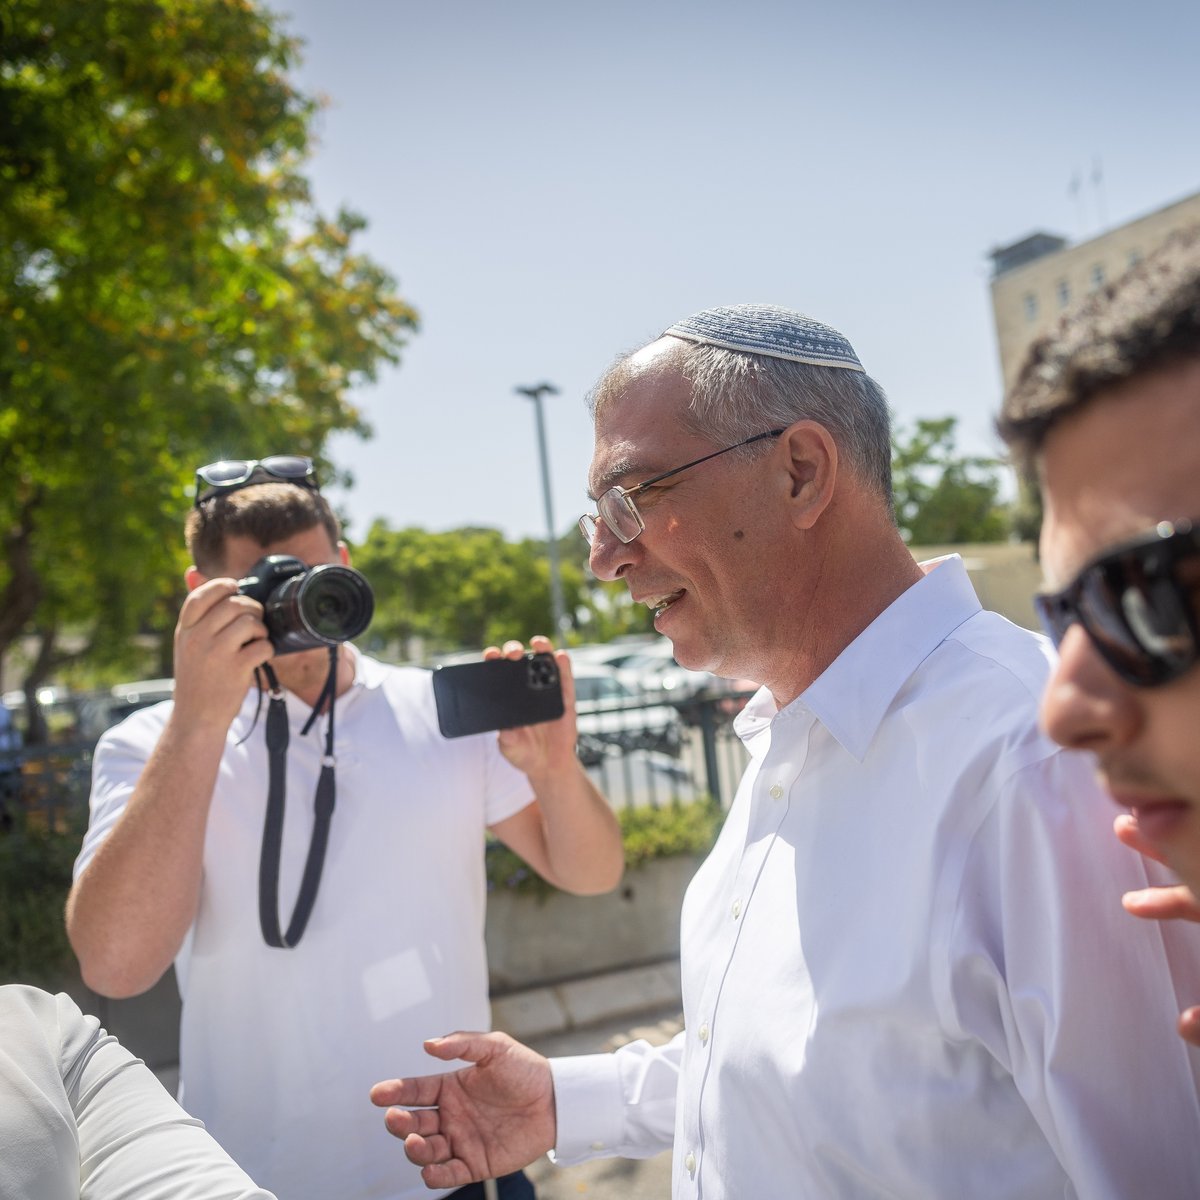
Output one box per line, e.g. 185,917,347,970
370,1031,556,1191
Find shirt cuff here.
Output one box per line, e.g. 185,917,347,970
549,1052,626,1165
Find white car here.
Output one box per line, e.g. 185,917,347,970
571,665,684,762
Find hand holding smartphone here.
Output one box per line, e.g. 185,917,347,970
432,652,565,738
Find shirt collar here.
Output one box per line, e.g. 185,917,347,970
345,645,388,691
734,554,982,761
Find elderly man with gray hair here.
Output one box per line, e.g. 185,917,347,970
373,304,1200,1198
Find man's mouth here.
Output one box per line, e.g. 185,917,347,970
642,590,684,619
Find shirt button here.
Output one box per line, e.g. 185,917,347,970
685,1151,697,1177
731,898,741,918
769,782,783,799
698,1022,709,1044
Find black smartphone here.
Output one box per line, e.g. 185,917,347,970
432,652,565,738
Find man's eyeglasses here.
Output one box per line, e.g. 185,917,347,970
579,429,785,546
1035,519,1200,687
194,456,319,508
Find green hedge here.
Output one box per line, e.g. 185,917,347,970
486,798,726,898
0,813,84,985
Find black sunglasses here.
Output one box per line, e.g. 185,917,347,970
1035,519,1200,687
194,456,319,508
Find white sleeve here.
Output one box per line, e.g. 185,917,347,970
550,1031,682,1165
75,709,165,880
942,748,1200,1199
0,986,276,1200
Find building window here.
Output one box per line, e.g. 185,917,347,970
1057,280,1071,309
1090,263,1106,291
1023,293,1038,322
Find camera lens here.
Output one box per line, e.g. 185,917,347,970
296,566,374,644
261,564,375,654
299,567,374,642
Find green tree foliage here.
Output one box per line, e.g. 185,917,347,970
0,0,417,690
351,522,653,659
891,417,1010,545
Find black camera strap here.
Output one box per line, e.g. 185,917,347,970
258,647,339,949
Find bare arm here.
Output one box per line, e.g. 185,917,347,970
489,636,624,895
66,580,272,998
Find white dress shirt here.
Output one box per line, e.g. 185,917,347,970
552,556,1200,1198
0,985,274,1199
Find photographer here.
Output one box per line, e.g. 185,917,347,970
65,457,623,1200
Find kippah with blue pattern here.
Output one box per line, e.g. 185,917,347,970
663,303,865,372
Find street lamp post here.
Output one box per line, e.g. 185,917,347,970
514,382,569,638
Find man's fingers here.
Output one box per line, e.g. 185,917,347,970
420,1159,477,1190
1113,812,1170,865
422,1031,497,1063
1122,884,1200,922
1180,1006,1200,1048
379,1104,441,1140
370,1073,449,1108
402,1131,454,1166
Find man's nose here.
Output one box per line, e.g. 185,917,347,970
1040,623,1141,753
587,519,636,582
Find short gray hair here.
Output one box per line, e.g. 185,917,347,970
589,337,894,503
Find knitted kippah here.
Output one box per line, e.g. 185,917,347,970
663,303,864,372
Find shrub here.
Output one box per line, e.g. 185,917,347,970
486,798,726,898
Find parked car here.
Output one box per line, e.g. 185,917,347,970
77,678,175,741
612,639,757,725
566,638,661,672
572,665,684,761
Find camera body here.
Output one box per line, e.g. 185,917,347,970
238,554,375,656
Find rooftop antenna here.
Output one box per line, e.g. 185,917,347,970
1091,157,1109,232
1068,168,1086,236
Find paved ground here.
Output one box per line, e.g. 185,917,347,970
522,1005,682,1199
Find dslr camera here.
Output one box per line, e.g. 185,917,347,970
238,555,375,656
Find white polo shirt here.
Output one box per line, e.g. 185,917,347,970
77,651,534,1200
551,556,1200,1198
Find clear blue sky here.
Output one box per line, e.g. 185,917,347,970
269,0,1199,543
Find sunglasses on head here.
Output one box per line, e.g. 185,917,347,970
1035,519,1200,688
194,456,319,508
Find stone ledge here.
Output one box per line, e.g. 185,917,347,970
491,958,681,1042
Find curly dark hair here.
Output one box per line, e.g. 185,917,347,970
997,225,1200,474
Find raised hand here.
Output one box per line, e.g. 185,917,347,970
487,636,581,782
172,578,272,730
1114,813,1200,1047
369,1031,556,1191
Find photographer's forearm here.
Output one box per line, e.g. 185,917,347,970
525,765,625,894
66,716,228,999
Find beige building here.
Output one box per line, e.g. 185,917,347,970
988,188,1200,391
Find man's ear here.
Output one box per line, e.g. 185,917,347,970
780,421,838,530
338,541,351,567
184,566,207,593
